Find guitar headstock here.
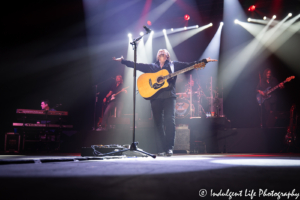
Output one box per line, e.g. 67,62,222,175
286,76,295,82
194,62,206,70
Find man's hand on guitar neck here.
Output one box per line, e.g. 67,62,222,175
113,56,124,62
206,57,218,62
121,88,128,93
279,82,284,89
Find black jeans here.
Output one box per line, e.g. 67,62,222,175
150,97,176,152
262,100,276,127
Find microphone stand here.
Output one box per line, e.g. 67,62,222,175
96,30,156,158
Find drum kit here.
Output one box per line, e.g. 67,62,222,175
175,77,222,119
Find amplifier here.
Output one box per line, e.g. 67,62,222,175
5,132,21,153
174,127,190,152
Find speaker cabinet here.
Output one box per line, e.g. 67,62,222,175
174,127,190,151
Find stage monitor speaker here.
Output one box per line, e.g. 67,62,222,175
174,127,190,152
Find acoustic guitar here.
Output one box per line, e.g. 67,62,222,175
137,62,207,99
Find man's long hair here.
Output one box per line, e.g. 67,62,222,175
262,68,272,81
156,49,171,62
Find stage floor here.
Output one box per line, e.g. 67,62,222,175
1,153,300,200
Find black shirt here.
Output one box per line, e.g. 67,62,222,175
110,82,124,102
121,59,208,99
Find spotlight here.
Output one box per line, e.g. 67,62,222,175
163,29,166,33
273,15,276,19
209,23,213,26
248,18,251,22
140,32,144,36
220,22,224,26
248,5,255,12
147,21,152,26
263,16,266,20
196,25,199,28
184,26,187,30
234,19,239,24
288,13,292,17
128,33,132,37
171,28,174,31
151,31,154,34
184,14,190,20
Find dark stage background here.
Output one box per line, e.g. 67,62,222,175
1,0,300,150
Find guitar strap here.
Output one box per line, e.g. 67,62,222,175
169,61,174,73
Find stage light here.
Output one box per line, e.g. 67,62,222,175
263,16,266,20
163,29,166,33
184,14,190,20
184,26,187,30
171,28,174,31
196,25,199,28
273,15,276,19
288,13,292,17
128,33,132,37
248,5,255,12
140,32,144,36
234,19,239,24
151,31,154,34
248,18,251,22
220,22,224,26
209,23,213,26
147,21,152,26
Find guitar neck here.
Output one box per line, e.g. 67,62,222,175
114,87,129,96
164,64,200,80
266,80,287,94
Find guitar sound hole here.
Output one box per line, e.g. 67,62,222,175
157,76,164,84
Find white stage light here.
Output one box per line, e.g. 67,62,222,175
248,18,251,22
234,19,239,24
171,28,174,31
128,33,132,37
196,25,199,28
184,26,187,30
163,29,166,33
263,16,266,20
209,23,213,26
288,13,292,17
273,15,276,19
220,22,224,26
140,32,144,36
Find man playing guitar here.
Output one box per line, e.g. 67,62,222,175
98,75,127,131
257,68,284,127
113,49,217,156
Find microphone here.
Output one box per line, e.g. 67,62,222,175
143,26,152,34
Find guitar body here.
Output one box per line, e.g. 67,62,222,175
137,69,170,99
256,87,271,105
